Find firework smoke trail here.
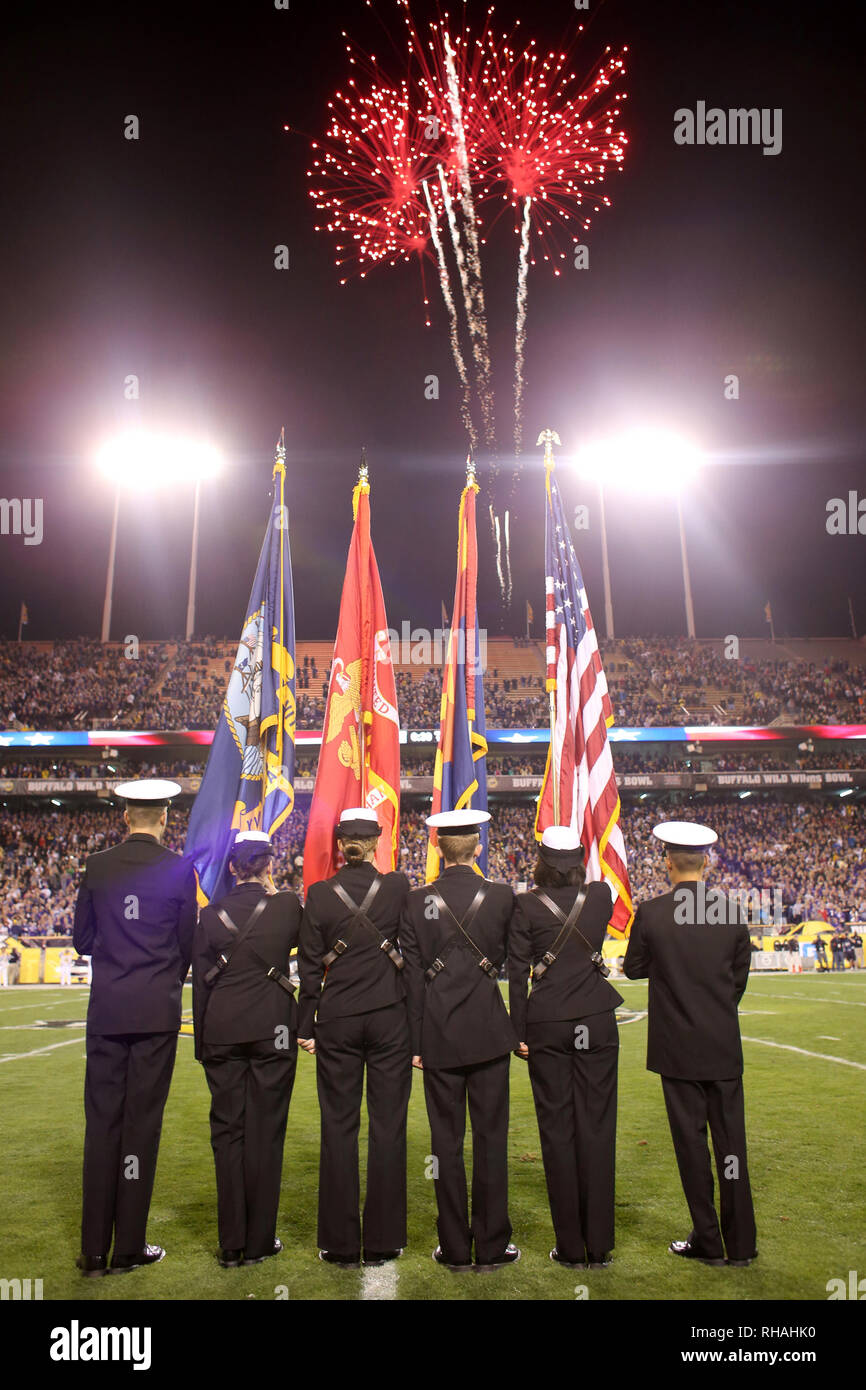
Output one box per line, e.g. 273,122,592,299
421,179,477,452
513,196,532,461
442,30,495,449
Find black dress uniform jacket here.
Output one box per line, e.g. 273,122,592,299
507,881,623,1038
298,863,410,1034
400,865,517,1067
73,833,198,1034
192,884,302,1061
299,861,411,1256
623,883,752,1079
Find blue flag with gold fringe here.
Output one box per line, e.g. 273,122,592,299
185,436,296,902
426,463,488,879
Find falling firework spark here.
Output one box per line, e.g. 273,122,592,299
513,196,532,458
504,508,513,606
421,178,477,449
441,30,495,450
490,504,505,602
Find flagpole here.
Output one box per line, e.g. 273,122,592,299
676,489,696,639
848,596,857,640
598,480,615,641
539,428,562,826
358,450,369,804
185,476,202,641
17,605,24,643
101,485,121,643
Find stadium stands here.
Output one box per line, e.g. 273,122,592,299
2,636,864,730
3,798,863,938
1,634,864,943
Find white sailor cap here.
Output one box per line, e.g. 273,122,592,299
652,821,718,850
230,829,275,864
115,778,182,807
426,808,492,833
539,825,585,869
337,807,382,838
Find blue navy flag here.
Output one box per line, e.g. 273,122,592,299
426,470,488,879
185,439,296,903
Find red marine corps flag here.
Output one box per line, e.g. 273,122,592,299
303,455,400,892
535,430,633,937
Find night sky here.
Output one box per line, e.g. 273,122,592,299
2,0,863,644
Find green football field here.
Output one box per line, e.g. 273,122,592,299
1,972,864,1302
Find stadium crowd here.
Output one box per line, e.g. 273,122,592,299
3,797,863,940
2,638,864,732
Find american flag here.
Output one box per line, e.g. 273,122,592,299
535,460,633,936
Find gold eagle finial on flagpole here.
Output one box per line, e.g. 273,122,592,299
536,428,561,469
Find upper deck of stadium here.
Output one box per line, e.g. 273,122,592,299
2,635,864,733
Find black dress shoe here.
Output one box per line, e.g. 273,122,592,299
475,1243,521,1272
110,1243,166,1273
363,1249,402,1266
586,1252,613,1269
318,1249,361,1268
669,1239,725,1267
76,1254,108,1278
727,1251,759,1267
549,1248,586,1270
242,1238,282,1266
432,1245,473,1272
218,1249,243,1268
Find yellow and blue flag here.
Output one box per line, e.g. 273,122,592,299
426,464,488,880
185,436,296,902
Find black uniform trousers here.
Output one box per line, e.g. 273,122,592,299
202,1039,297,1257
661,1074,757,1261
314,1001,411,1254
526,1011,619,1262
423,1052,511,1265
81,1030,178,1256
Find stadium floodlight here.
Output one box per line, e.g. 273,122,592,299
573,429,704,640
95,432,222,488
94,433,223,642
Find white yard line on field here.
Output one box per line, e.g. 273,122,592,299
360,1263,399,1300
0,999,83,1013
0,1022,85,1030
0,1037,87,1063
741,1037,866,1071
748,992,866,1007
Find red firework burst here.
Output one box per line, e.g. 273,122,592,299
308,73,438,273
471,39,629,272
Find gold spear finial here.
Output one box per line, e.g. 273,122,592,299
536,428,561,468
275,427,286,466
358,447,369,485
465,452,476,486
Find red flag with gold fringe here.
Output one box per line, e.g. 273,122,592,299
303,460,400,892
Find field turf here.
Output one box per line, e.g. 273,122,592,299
1,972,864,1302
